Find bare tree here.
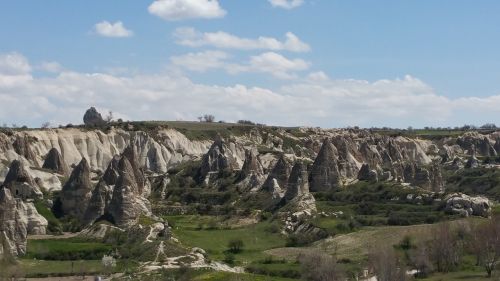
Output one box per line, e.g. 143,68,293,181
41,121,51,129
298,252,343,281
471,215,500,277
410,242,433,278
105,110,113,123
369,245,408,281
197,116,203,122
203,114,215,123
428,222,461,273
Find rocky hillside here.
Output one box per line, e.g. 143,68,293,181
0,122,497,259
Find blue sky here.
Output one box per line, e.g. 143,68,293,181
0,0,500,128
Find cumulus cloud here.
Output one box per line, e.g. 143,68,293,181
171,51,310,79
174,27,310,52
148,0,226,21
269,0,304,9
94,21,133,38
2,52,500,128
170,50,229,72
38,61,64,73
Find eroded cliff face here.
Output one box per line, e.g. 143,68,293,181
1,126,498,196
1,125,499,257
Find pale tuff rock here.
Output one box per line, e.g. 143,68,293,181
60,158,93,219
196,136,240,183
122,145,150,197
102,155,121,186
108,157,151,227
444,193,490,217
464,152,479,169
457,132,497,157
359,141,383,170
83,180,113,225
83,107,106,126
2,160,43,200
12,135,37,166
0,187,27,256
262,155,290,196
0,187,47,257
0,128,211,174
284,162,309,202
451,157,464,170
237,149,265,190
495,139,500,155
42,148,69,175
309,139,340,192
357,163,378,182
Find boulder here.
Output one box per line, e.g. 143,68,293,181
42,148,69,175
309,139,340,192
60,158,93,219
444,193,490,217
83,107,105,126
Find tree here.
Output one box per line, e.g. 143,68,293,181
428,222,462,273
410,242,433,278
41,121,51,129
203,114,215,123
298,252,343,281
227,239,244,254
470,216,500,277
369,245,407,281
105,111,113,123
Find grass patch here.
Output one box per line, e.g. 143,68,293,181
166,215,287,264
25,238,112,260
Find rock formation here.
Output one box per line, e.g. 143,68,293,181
2,160,43,200
60,158,93,219
12,135,37,164
108,157,151,227
0,187,27,257
196,136,239,184
0,187,47,257
262,155,290,194
284,162,309,202
42,148,69,175
83,107,105,126
309,139,340,192
357,163,378,182
445,193,490,217
237,149,265,190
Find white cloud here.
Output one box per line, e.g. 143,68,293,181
0,52,31,75
0,52,32,87
269,0,304,9
170,51,229,72
171,51,310,79
174,27,310,52
148,0,226,21
38,61,63,73
232,52,311,79
3,52,500,129
94,21,133,38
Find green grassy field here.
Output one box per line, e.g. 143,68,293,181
167,215,287,264
25,238,113,260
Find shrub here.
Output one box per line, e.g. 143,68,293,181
227,239,244,254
